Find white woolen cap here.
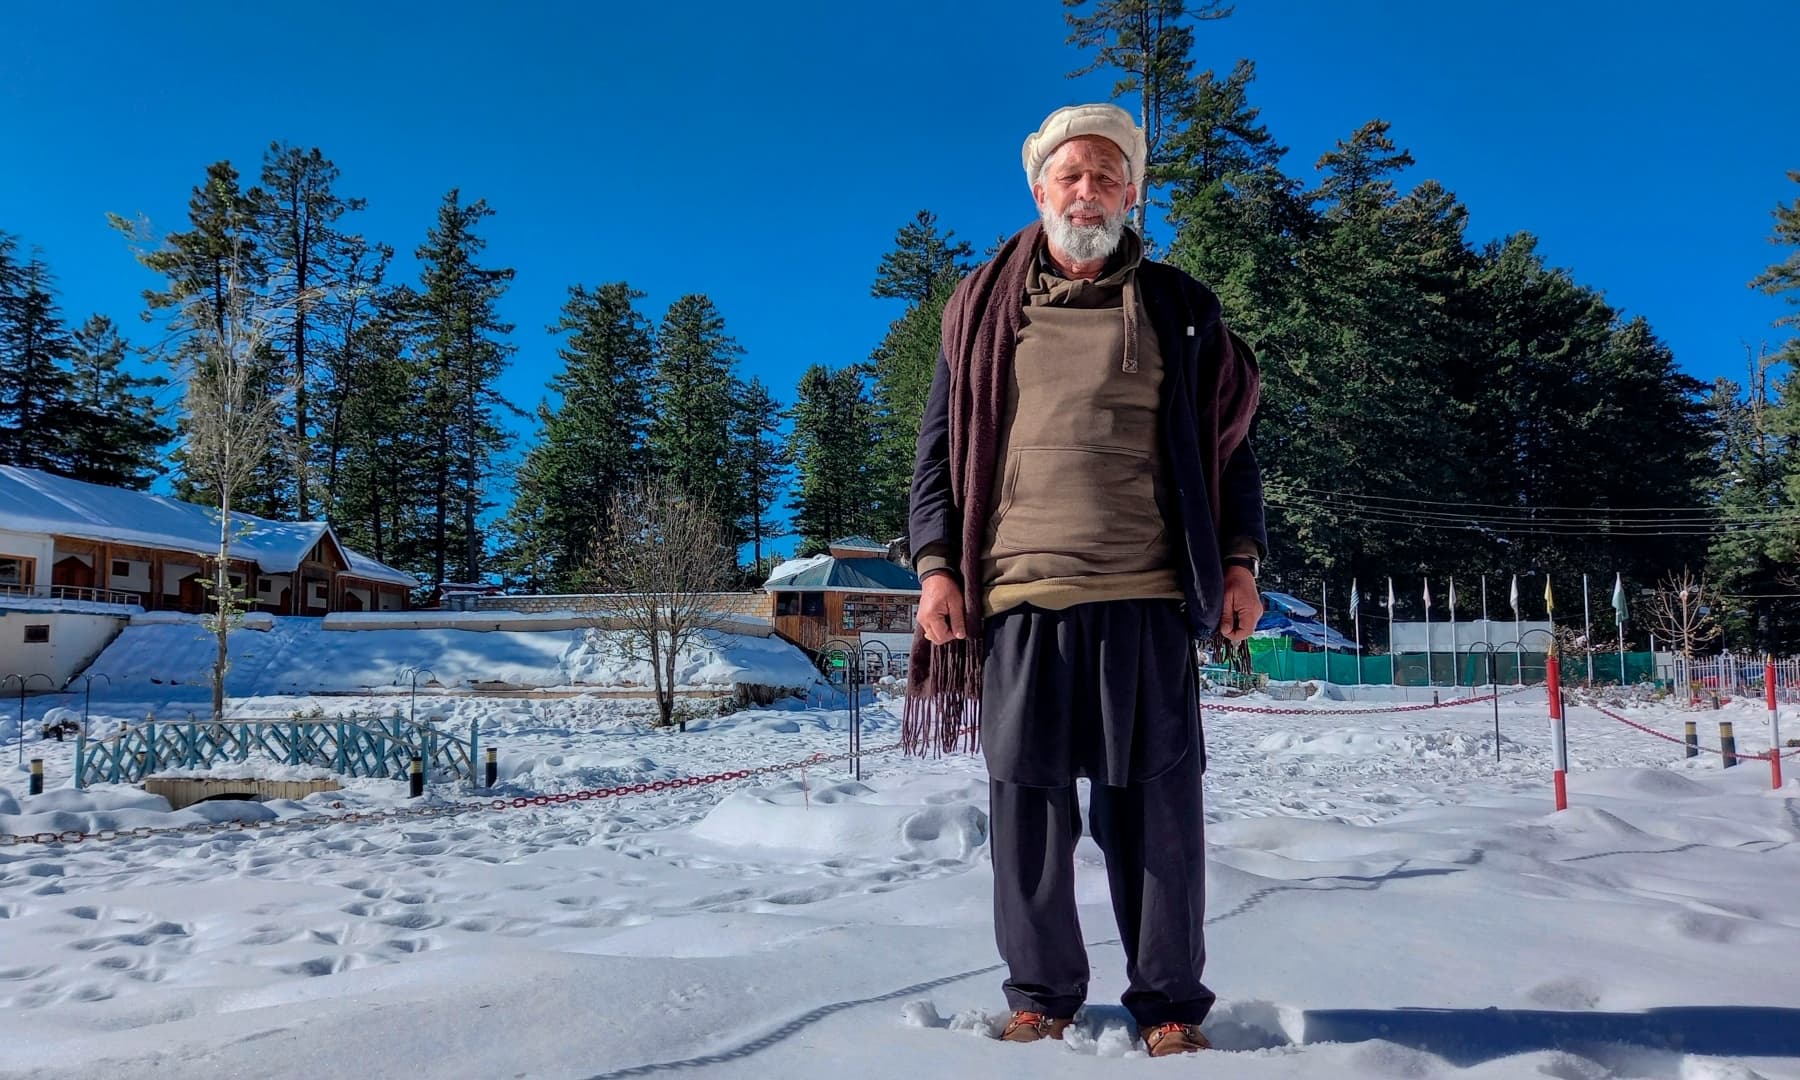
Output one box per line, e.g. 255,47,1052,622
1022,103,1147,188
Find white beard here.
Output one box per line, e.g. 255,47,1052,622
1042,199,1130,263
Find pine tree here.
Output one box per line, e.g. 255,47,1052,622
63,315,171,488
0,247,79,472
252,143,365,519
730,376,791,572
117,160,290,516
867,271,956,541
412,190,517,587
871,211,971,303
500,282,655,591
649,294,744,541
1063,0,1232,239
787,364,878,554
327,279,429,577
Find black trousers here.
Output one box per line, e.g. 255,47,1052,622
982,599,1214,1028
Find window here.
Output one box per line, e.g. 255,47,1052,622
775,592,799,617
112,559,130,577
228,573,245,589
841,594,914,632
257,577,272,592
310,581,329,604
801,593,824,617
23,624,48,644
0,556,29,585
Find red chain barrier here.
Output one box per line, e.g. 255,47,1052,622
1588,703,1800,761
1202,687,1532,716
1,736,922,849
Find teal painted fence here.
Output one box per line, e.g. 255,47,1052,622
1243,645,1657,687
74,715,479,789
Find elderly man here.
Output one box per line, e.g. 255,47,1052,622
904,103,1266,1057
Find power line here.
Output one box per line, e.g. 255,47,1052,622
1262,499,1779,538
1267,484,1773,516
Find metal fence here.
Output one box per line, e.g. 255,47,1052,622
75,714,480,788
1667,652,1800,701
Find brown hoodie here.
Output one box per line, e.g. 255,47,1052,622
978,229,1182,614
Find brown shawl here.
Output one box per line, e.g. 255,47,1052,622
901,221,1257,757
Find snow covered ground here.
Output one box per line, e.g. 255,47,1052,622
2,684,1798,1079
36,616,822,713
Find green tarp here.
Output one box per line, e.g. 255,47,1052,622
1243,637,1655,686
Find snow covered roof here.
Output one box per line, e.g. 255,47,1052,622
827,536,890,553
0,466,416,588
763,554,921,594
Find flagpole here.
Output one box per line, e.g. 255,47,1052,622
1424,577,1433,689
1583,573,1593,686
1481,574,1490,648
1450,577,1459,693
1388,579,1396,687
1355,606,1363,685
1512,574,1522,686
1615,573,1627,686
1619,615,1627,685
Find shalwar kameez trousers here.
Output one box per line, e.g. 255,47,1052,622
981,597,1215,1029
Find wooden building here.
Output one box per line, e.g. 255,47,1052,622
0,465,415,615
764,537,921,666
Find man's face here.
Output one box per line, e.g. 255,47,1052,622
1033,136,1136,262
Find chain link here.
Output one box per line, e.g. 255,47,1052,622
1,736,918,849
1590,703,1800,761
1203,686,1531,716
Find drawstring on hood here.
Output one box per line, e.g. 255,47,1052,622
1032,226,1144,373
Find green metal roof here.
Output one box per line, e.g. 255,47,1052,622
766,556,920,593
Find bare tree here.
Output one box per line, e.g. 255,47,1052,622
590,480,737,729
1647,568,1723,660
180,253,287,721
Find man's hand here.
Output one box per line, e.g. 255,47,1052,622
916,572,968,646
1218,565,1263,643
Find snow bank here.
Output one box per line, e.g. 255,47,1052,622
81,618,821,696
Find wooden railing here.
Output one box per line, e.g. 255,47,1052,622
0,583,141,606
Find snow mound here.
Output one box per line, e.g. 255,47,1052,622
1257,727,1492,760
690,780,988,860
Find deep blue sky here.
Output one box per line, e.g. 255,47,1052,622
3,1,1796,551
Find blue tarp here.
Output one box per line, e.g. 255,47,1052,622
1253,608,1360,651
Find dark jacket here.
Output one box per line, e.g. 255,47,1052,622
908,258,1265,642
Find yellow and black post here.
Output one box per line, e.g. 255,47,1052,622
1720,721,1738,768
484,746,497,790
409,755,424,797
28,758,43,796
1683,719,1698,759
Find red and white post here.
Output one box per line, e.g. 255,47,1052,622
1768,655,1783,790
1547,652,1568,811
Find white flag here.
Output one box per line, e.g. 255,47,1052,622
1509,574,1519,615
1423,578,1432,611
1386,578,1395,610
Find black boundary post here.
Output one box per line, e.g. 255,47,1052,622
409,754,425,797
485,746,498,789
28,757,43,795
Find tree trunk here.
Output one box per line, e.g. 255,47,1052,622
213,488,231,724
294,213,310,519
666,636,684,732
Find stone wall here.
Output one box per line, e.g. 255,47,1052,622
474,592,774,617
